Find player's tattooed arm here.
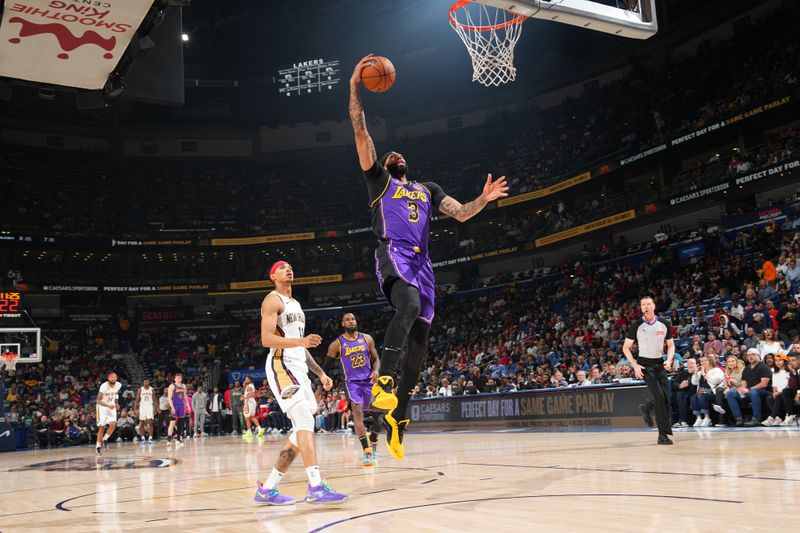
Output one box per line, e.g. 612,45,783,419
438,173,509,222
350,54,378,170
306,349,334,390
438,195,488,223
305,349,326,378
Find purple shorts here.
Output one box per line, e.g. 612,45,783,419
375,242,435,323
173,405,186,419
344,379,373,407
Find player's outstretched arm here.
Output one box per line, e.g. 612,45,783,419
350,54,379,171
438,173,509,222
260,294,321,350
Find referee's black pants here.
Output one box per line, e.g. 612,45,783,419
643,361,672,437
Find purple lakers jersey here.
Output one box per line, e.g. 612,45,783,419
364,162,445,253
338,333,372,381
172,384,187,410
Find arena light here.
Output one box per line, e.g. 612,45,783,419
181,33,190,42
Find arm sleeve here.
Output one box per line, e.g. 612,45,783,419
625,321,640,341
363,161,391,205
422,181,447,209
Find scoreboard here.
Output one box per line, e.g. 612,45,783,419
0,292,21,319
277,58,341,96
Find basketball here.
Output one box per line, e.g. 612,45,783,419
361,56,396,93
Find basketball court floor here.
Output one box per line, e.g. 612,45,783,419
0,427,798,532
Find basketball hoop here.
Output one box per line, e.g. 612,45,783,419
449,0,527,87
0,350,18,373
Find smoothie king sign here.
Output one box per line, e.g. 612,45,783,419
0,0,154,89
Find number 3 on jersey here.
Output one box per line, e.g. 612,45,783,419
407,200,419,222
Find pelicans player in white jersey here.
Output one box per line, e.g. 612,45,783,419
134,378,155,443
253,261,348,506
242,375,265,439
96,372,121,455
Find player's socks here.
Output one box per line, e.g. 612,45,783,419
306,465,322,487
264,468,285,490
369,427,379,459
95,443,102,455
382,413,409,460
362,450,375,467
359,435,369,450
370,376,398,410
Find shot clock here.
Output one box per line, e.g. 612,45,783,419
0,292,21,318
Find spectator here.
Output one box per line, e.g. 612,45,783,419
672,358,697,428
703,333,723,357
117,409,136,441
726,348,773,426
34,415,52,448
758,329,785,360
208,386,224,436
763,354,790,426
574,370,591,387
192,385,208,437
690,356,725,427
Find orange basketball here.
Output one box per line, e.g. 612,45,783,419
361,56,396,93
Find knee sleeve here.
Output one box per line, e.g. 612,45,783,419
287,400,315,433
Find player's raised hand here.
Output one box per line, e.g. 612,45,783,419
482,173,509,202
300,334,323,349
350,53,375,87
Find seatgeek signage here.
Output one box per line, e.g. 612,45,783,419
0,0,154,89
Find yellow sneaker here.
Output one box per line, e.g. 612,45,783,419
370,376,398,411
382,413,408,460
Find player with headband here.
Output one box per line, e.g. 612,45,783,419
254,261,348,505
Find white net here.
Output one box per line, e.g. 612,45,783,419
449,1,525,87
0,348,18,373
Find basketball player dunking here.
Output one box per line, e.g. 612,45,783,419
254,261,347,505
134,378,155,444
349,54,509,459
96,372,121,455
324,312,381,466
242,375,266,439
167,373,188,446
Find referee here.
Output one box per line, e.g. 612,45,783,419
623,295,676,445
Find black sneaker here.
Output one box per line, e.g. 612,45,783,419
639,404,654,428
657,435,673,445
734,418,744,427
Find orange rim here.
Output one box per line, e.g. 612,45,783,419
449,0,527,32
